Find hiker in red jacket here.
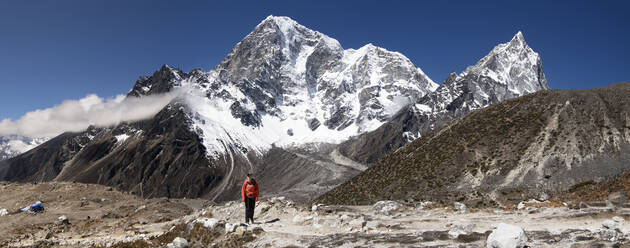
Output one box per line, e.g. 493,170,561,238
241,173,259,224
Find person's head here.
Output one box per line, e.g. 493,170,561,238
247,173,253,180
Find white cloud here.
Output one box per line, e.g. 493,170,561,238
0,92,180,138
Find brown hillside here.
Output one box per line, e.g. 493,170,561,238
317,82,630,206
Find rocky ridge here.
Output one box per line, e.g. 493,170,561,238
318,83,630,206
338,31,549,164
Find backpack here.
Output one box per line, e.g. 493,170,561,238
245,180,257,198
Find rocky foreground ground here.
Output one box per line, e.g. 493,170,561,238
1,182,630,247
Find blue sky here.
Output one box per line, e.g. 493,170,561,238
0,0,628,120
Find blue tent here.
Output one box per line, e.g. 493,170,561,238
21,201,44,213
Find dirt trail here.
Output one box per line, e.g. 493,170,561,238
215,200,630,247
330,148,367,171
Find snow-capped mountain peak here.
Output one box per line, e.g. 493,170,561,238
405,31,549,141
257,15,342,59
336,31,551,164
128,64,184,97
464,31,548,98
0,135,48,160
510,31,526,46
127,16,439,157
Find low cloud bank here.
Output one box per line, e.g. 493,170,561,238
0,92,180,138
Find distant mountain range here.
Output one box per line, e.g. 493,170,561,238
0,135,47,161
1,16,553,203
338,31,548,164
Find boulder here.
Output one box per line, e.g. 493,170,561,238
251,226,265,235
292,214,313,225
372,201,401,215
525,206,539,214
608,191,627,207
312,217,326,229
311,204,324,212
195,218,219,229
602,219,620,230
454,202,467,211
166,237,188,248
600,229,620,242
56,215,70,225
135,205,147,213
486,223,527,248
258,204,271,214
225,223,238,234
415,201,433,210
517,199,546,211
601,217,624,239
339,214,351,222
234,225,247,236
364,221,382,232
187,218,220,234
269,196,294,206
538,192,550,201
348,216,367,230
449,223,476,238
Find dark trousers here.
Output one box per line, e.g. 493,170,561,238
244,197,255,223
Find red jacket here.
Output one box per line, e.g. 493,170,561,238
241,178,259,202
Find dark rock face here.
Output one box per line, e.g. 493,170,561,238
0,103,228,199
128,64,184,97
337,105,421,164
317,83,630,205
324,106,352,130
307,118,321,131
305,40,343,91
230,101,262,127
0,132,82,182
